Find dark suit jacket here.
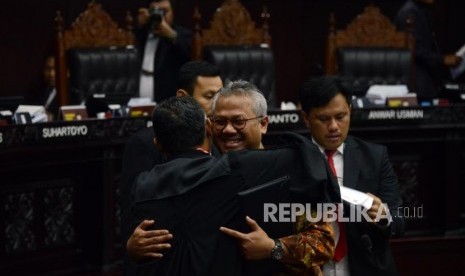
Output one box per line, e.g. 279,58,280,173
129,132,339,276
228,132,341,205
342,136,405,276
395,0,448,99
131,150,244,276
121,127,164,212
135,25,192,103
120,126,164,276
121,127,222,221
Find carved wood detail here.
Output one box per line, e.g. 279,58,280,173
326,5,414,76
1,181,76,255
43,186,75,247
203,0,262,46
393,160,420,208
335,5,406,48
55,2,134,106
192,0,271,60
62,2,134,50
4,192,36,253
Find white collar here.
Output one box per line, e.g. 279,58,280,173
311,137,345,156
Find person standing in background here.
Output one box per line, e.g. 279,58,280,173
27,55,58,120
299,75,405,275
135,0,192,103
395,0,462,100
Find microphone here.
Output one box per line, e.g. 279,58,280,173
361,234,372,253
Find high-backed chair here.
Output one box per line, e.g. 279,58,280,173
55,2,138,106
326,5,415,97
192,0,277,108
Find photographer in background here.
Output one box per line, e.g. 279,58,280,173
135,0,192,103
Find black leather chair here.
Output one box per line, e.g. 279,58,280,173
55,2,136,106
67,47,139,103
193,0,277,108
337,47,412,97
203,45,276,108
326,5,415,96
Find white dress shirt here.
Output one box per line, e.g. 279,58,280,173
139,33,159,101
312,139,350,276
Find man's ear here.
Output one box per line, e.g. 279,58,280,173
205,117,212,139
176,89,189,98
153,137,162,151
300,110,310,128
260,115,269,134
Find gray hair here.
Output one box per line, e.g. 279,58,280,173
211,80,268,117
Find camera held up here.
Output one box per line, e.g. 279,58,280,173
149,7,165,28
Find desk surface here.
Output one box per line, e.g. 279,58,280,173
266,105,465,133
0,117,149,147
2,105,465,147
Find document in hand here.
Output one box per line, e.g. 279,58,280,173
340,186,373,209
451,43,465,79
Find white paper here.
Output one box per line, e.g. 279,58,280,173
280,101,297,110
60,105,86,110
366,85,409,105
457,44,465,57
451,43,465,79
340,186,373,209
127,97,154,107
16,105,48,123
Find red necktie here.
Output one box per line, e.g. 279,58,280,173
325,150,348,262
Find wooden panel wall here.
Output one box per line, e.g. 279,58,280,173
1,0,464,104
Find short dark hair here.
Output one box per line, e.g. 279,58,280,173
299,75,352,113
147,0,176,11
151,0,175,8
152,96,205,154
177,61,221,96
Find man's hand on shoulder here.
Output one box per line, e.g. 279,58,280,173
126,219,173,262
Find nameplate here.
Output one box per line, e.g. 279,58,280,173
349,108,429,127
41,125,89,139
0,117,150,146
267,110,305,132
366,109,424,120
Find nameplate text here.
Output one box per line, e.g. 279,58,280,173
367,109,424,120
42,125,89,139
268,112,301,125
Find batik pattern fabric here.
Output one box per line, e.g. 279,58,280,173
280,210,335,276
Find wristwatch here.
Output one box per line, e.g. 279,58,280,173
271,239,284,260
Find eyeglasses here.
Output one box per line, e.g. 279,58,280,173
211,117,263,131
